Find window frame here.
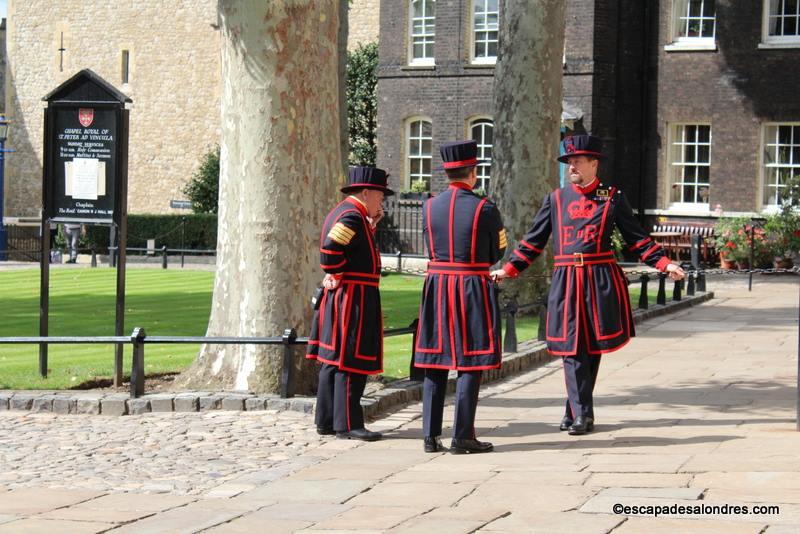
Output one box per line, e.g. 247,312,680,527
760,0,800,49
469,0,499,65
408,0,436,66
468,116,494,192
405,117,434,191
664,0,717,52
760,122,800,211
665,122,713,213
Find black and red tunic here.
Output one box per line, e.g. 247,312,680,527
414,182,507,371
306,197,383,375
502,179,671,356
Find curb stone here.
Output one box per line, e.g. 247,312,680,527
0,291,713,418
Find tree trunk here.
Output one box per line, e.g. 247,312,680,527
177,0,345,394
492,0,565,305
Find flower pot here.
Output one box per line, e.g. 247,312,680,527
774,257,794,269
719,253,736,270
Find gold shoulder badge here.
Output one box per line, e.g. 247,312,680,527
327,222,355,246
499,229,508,249
596,188,609,199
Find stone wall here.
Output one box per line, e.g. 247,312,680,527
348,0,379,50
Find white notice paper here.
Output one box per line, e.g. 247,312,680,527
71,158,99,200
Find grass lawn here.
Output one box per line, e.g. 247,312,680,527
0,269,658,389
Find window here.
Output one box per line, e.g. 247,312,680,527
407,118,433,190
472,0,499,64
409,0,436,65
470,118,493,191
121,50,130,84
762,124,800,207
668,124,711,209
761,0,800,47
666,0,716,50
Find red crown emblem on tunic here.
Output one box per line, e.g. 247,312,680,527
567,197,597,219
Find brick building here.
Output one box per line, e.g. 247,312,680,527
376,0,800,224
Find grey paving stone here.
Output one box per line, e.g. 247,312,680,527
101,396,129,416
0,394,11,410
221,396,245,411
76,398,101,415
32,396,55,412
199,395,223,411
52,397,77,415
149,395,174,412
290,399,313,414
174,396,199,412
245,397,267,411
127,398,151,415
10,395,36,411
267,398,289,411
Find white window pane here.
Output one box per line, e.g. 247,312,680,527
421,121,432,137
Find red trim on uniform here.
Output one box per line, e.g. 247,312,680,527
428,261,491,267
588,267,623,340
570,177,599,195
629,237,652,251
426,200,436,261
320,248,344,255
512,248,534,264
554,251,614,259
553,258,617,267
640,243,662,261
502,263,520,277
655,256,672,272
415,276,444,353
449,181,474,190
520,241,543,253
555,189,564,255
448,189,457,262
344,196,368,217
321,259,347,270
546,267,572,342
471,198,488,262
443,158,478,169
596,187,616,253
614,265,635,335
414,362,501,371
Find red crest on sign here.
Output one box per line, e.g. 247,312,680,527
78,108,94,128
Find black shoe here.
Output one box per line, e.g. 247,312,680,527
568,416,594,436
424,436,445,453
559,416,574,431
316,426,335,436
336,428,382,442
450,438,493,454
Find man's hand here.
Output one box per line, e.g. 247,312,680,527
322,273,341,290
368,208,384,229
665,262,685,281
490,269,509,282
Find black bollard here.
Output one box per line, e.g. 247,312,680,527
90,246,97,268
697,271,706,292
687,272,695,296
672,279,682,301
280,328,297,398
130,327,146,399
656,273,667,305
161,246,168,269
503,296,519,353
396,250,402,273
639,274,649,310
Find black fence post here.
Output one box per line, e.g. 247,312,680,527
697,271,706,292
503,295,519,353
748,223,755,292
656,273,667,305
687,272,696,296
161,246,168,269
280,328,297,398
180,216,186,269
672,279,682,301
110,246,117,268
396,250,402,273
90,245,97,268
537,298,547,341
130,327,146,399
408,318,424,382
638,274,649,310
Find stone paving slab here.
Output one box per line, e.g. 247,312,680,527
0,518,114,533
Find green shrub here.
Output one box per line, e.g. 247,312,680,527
183,146,220,214
84,214,218,253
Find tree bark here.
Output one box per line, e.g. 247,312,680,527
492,0,565,305
177,0,345,394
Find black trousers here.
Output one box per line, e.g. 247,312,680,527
315,363,368,432
562,350,602,420
422,368,481,440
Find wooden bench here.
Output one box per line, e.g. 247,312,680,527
651,222,716,263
